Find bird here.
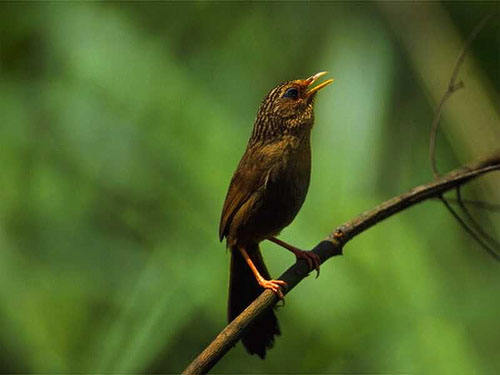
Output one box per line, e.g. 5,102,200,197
219,72,333,358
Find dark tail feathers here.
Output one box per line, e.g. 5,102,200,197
228,244,280,359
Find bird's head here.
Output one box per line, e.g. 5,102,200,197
252,72,334,142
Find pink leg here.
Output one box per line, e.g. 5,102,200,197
268,237,321,277
239,247,287,299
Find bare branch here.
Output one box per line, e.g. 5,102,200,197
183,152,500,375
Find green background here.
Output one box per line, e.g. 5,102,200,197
0,2,498,374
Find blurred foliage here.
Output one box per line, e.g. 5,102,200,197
0,2,499,374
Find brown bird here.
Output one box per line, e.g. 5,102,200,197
219,72,333,358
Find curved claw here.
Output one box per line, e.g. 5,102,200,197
295,250,321,278
258,278,287,299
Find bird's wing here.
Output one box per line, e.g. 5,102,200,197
219,146,273,242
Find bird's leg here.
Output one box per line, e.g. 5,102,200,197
238,247,287,299
268,237,321,277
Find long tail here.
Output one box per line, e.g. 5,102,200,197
228,243,280,359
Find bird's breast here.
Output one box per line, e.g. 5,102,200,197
227,134,312,245
278,136,311,212
258,135,312,234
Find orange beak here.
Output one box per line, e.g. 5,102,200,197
304,71,334,97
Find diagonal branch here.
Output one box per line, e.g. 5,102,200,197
183,151,500,375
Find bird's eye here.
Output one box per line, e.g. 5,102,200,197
282,87,299,99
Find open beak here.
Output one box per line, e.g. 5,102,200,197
304,71,334,97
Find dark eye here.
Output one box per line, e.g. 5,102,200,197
282,87,299,99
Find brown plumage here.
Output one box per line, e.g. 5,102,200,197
219,72,333,358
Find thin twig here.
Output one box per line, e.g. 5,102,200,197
429,12,496,178
456,186,500,249
182,152,500,375
440,194,500,261
428,12,499,260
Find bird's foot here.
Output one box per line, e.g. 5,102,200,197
293,249,321,278
258,278,287,299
